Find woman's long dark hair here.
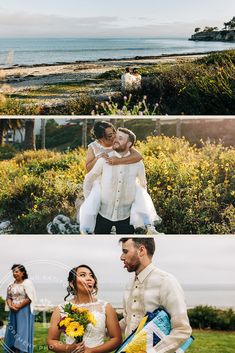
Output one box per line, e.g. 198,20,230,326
64,264,98,301
91,121,116,140
11,264,28,280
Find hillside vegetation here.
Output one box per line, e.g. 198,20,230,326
0,136,234,234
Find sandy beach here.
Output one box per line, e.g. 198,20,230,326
0,53,205,106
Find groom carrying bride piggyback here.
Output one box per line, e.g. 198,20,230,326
80,127,160,234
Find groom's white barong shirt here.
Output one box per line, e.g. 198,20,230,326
120,263,192,353
83,150,147,221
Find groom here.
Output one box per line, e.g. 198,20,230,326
83,127,147,234
119,237,192,352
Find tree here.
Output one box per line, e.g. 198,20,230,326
40,119,46,149
194,27,201,33
203,26,215,32
223,16,235,30
0,118,23,146
24,119,36,150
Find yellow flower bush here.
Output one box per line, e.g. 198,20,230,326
0,137,234,234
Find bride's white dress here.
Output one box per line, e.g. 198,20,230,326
59,300,107,348
78,140,161,233
78,141,113,233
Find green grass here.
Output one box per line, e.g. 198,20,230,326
1,325,235,353
188,330,235,353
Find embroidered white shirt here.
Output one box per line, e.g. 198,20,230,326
121,72,134,91
83,151,147,221
120,263,192,353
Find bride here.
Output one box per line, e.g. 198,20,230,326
47,264,122,353
78,121,142,234
78,121,161,234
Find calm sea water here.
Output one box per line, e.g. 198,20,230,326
0,37,235,66
1,283,233,309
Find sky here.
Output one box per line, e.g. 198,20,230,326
0,0,234,37
0,236,235,308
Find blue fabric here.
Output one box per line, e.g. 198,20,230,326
4,305,34,353
116,308,194,353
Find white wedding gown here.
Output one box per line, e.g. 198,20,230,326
78,140,161,233
59,300,107,348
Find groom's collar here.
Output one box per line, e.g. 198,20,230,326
135,263,155,283
112,150,131,158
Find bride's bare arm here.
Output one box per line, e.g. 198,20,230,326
84,304,122,353
86,147,108,172
86,147,97,172
47,307,85,353
105,147,142,166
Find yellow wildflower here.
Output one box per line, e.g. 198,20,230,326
77,307,89,314
59,317,73,328
71,305,79,312
65,322,84,338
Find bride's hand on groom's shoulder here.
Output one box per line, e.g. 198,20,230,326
105,156,119,165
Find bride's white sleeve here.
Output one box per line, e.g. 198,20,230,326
136,161,147,189
83,158,104,198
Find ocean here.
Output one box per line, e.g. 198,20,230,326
1,282,233,310
0,37,235,66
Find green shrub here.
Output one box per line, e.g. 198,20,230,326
188,306,235,330
97,69,122,80
0,137,234,234
0,98,41,115
140,50,235,115
93,95,160,115
34,311,52,323
0,296,7,320
0,149,86,234
0,145,19,160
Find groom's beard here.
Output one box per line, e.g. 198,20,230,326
112,141,129,153
124,259,141,273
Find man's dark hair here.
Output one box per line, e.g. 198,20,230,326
119,238,155,257
125,67,131,73
117,127,136,148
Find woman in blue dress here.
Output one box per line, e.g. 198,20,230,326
4,264,37,353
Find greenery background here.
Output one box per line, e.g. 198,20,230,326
0,129,234,234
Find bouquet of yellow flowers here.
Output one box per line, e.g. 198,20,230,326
58,303,96,343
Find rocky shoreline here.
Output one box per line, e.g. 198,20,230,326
0,52,207,106
1,51,213,70
190,29,235,42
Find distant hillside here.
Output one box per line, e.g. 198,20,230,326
190,29,235,42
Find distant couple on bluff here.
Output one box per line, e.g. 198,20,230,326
121,67,142,93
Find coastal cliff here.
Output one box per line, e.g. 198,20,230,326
190,30,235,42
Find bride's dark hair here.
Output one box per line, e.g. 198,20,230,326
64,264,98,301
91,121,116,140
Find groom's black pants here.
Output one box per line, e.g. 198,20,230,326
94,213,135,234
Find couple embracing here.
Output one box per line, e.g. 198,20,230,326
78,121,161,234
47,238,192,353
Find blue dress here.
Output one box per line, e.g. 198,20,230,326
4,282,35,353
